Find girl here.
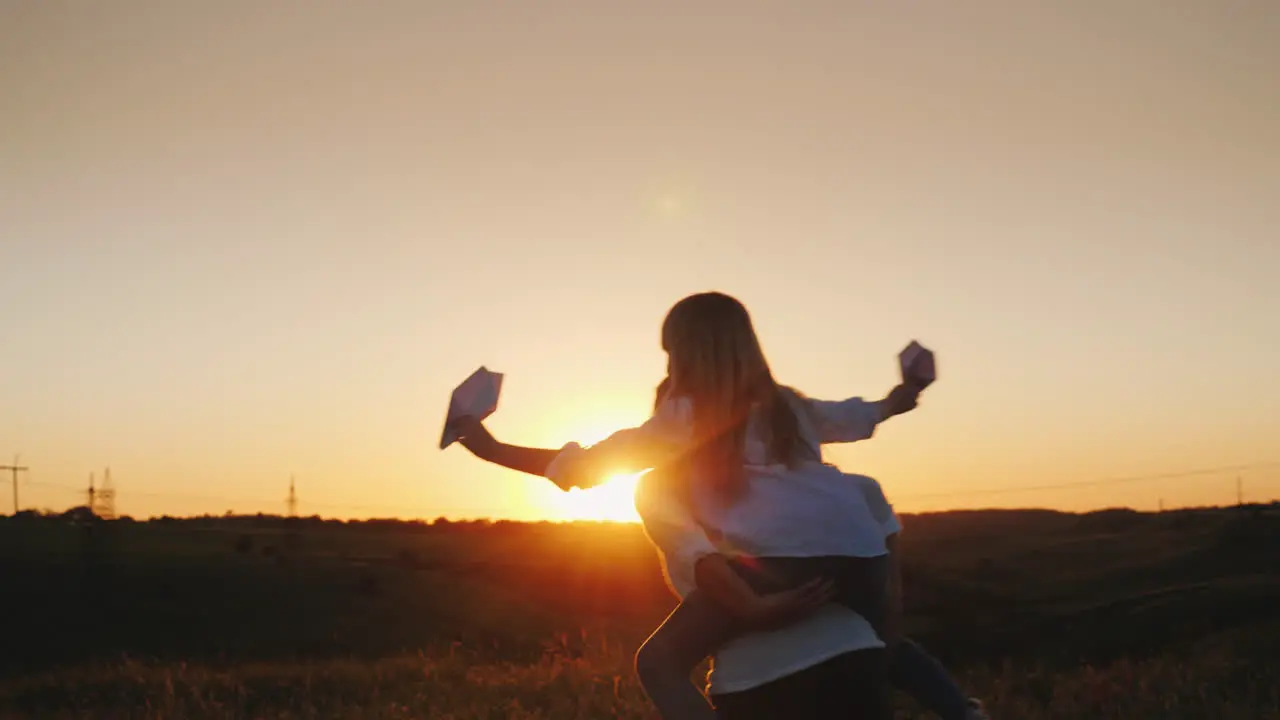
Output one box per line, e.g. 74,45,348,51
452,291,984,720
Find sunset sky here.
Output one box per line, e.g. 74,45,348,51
2,1,1277,522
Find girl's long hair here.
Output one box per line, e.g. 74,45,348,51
659,292,811,502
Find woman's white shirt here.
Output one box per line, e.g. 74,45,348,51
706,605,885,695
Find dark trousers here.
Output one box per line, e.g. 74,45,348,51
710,648,890,720
728,555,892,632
636,555,972,720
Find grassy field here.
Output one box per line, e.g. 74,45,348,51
1,506,1277,718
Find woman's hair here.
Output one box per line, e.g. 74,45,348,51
658,292,811,501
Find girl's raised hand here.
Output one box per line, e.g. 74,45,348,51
454,416,498,459
883,383,922,418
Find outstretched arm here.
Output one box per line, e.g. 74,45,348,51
453,416,562,480
875,383,922,422
453,413,685,491
802,382,922,445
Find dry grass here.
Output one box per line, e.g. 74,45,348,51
3,510,1276,718
2,633,1276,720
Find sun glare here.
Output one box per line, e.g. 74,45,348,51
558,473,643,523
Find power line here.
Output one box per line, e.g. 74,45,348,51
24,480,83,493
21,485,506,519
896,461,1280,502
25,480,504,517
14,459,1279,519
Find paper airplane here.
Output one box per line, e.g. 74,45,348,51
899,341,936,388
439,367,504,449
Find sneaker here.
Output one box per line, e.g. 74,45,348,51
966,698,991,720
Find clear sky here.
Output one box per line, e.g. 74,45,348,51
2,0,1277,522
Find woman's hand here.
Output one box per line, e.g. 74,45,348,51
453,416,498,460
742,578,837,631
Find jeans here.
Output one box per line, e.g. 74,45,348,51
635,556,972,720
730,555,892,630
710,648,890,720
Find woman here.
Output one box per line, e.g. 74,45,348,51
456,410,895,719
450,292,979,719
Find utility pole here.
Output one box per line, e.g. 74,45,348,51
1,455,28,515
286,476,297,518
1237,475,1243,507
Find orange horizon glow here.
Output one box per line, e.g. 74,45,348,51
556,473,644,523
2,1,1277,525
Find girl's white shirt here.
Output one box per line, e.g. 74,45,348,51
546,391,901,595
544,391,902,692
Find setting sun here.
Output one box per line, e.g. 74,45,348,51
557,473,643,523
